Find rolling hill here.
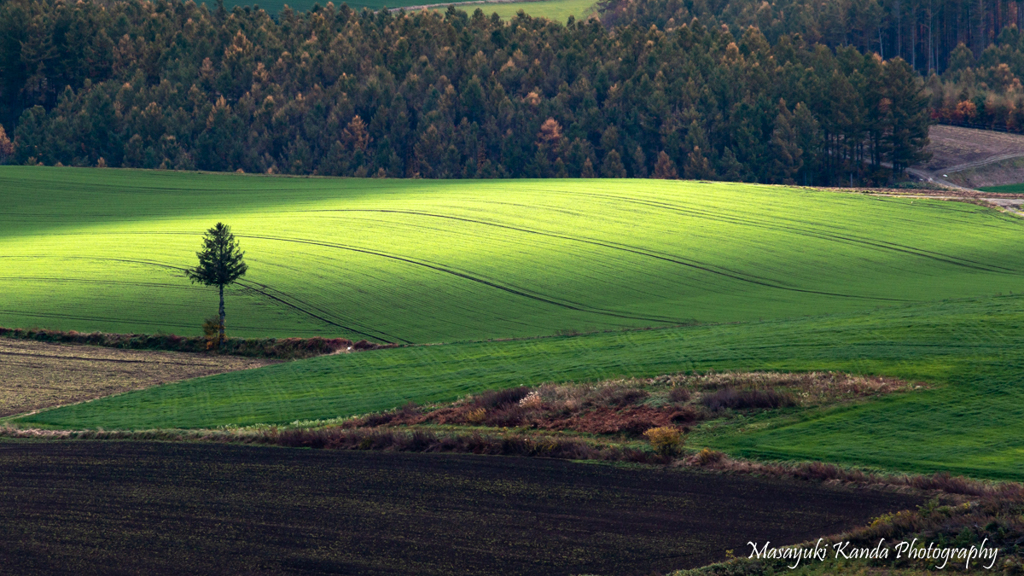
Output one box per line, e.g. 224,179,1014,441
2,167,1023,344
17,294,1024,479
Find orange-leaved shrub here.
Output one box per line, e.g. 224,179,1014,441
644,426,683,456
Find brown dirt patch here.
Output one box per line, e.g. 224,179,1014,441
908,125,1024,188
0,338,274,417
945,156,1024,188
920,125,1024,171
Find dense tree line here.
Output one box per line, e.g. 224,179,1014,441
0,0,928,183
601,0,1024,75
601,0,1024,136
923,27,1024,132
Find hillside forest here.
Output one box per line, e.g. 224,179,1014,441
7,0,1023,183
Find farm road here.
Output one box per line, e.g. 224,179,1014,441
0,442,921,575
909,125,1024,189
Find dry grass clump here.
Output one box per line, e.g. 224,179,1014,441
338,371,921,440
701,388,796,411
680,371,918,405
675,453,1023,500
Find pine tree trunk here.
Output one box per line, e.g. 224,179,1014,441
219,284,226,344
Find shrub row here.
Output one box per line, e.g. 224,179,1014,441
0,426,668,465
3,425,1021,501
0,326,392,359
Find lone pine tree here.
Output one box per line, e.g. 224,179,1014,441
186,223,248,345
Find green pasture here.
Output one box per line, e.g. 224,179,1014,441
426,0,597,23
980,182,1024,193
19,294,1024,480
3,167,1024,344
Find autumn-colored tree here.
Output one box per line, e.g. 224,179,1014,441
653,151,679,179
0,124,13,163
0,0,938,186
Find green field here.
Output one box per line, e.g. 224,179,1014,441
3,167,1023,345
216,0,594,23
427,0,597,22
19,294,1024,480
10,167,1024,479
980,182,1024,193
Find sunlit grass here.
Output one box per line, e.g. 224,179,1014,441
3,167,1023,344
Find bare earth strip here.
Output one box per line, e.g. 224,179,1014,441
911,125,1024,189
0,338,274,417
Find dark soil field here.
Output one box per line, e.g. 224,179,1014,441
0,338,273,417
0,442,920,576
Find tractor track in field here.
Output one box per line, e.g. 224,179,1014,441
8,255,404,344
0,309,201,330
303,209,910,302
571,191,1020,275
238,233,694,325
0,349,204,365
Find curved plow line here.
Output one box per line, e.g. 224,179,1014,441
573,190,1020,274
0,275,194,290
237,233,694,326
0,308,202,330
0,349,213,366
18,255,401,343
301,209,908,303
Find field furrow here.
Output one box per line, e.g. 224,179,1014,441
4,168,1024,343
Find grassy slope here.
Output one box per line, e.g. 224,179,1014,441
3,167,1024,343
980,182,1024,193
20,294,1024,480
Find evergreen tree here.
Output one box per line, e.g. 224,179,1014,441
770,105,803,184
601,149,627,177
653,151,679,179
185,223,248,346
0,0,937,185
0,124,12,163
883,58,931,176
685,146,715,180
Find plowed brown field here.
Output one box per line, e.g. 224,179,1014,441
0,339,272,417
0,441,921,575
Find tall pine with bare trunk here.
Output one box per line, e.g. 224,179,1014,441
186,223,248,346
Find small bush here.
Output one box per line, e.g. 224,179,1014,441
485,406,527,427
669,405,702,423
693,448,725,465
643,426,683,456
518,391,543,408
361,412,395,427
202,317,223,350
701,388,796,411
466,408,487,424
475,387,531,409
668,387,691,403
598,387,649,407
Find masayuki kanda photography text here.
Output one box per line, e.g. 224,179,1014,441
748,538,1000,570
